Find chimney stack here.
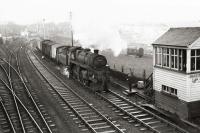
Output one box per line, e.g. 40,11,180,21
94,49,99,54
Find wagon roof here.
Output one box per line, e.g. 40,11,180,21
52,43,68,48
153,27,200,47
56,45,70,49
42,39,52,43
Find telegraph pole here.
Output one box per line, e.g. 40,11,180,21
69,11,73,46
43,18,46,39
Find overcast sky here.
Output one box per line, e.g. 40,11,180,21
1,0,200,26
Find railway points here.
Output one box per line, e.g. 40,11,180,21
0,43,57,133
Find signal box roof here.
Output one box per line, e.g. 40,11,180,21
153,27,200,47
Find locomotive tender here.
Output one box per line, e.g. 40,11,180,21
37,39,109,91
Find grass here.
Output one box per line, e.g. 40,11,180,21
101,50,153,78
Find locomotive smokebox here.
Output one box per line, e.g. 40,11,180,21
94,49,99,54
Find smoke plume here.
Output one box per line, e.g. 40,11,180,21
72,17,127,56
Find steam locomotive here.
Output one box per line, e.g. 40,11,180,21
37,39,109,91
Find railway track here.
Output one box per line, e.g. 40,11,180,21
0,45,55,133
110,81,149,102
0,66,43,133
28,50,126,133
96,90,189,133
15,47,56,133
0,96,16,133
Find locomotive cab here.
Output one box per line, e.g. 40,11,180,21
68,46,82,61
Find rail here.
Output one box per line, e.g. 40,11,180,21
96,90,189,133
28,49,125,133
0,96,16,133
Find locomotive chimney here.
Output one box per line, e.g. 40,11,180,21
94,49,99,54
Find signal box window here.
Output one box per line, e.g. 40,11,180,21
155,46,186,72
162,48,169,67
191,49,200,71
162,85,177,96
171,49,178,69
156,47,162,66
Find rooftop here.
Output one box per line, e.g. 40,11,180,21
153,27,200,47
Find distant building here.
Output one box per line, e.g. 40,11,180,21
152,27,200,119
126,43,152,55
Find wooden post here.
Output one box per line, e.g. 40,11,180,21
143,69,146,82
121,65,124,73
186,49,191,73
129,68,134,77
153,46,156,66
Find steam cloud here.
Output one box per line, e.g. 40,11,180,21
72,18,127,56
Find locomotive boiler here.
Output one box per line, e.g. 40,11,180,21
68,47,109,91
76,49,107,68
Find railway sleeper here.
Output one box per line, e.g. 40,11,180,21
64,98,79,101
112,101,125,104
73,117,79,120
82,115,99,119
134,113,149,118
1,124,9,129
124,108,138,112
110,99,122,102
90,122,108,127
114,110,121,113
139,117,154,122
117,113,125,116
145,120,160,125
86,118,104,123
72,104,87,108
67,100,81,103
109,98,120,102
0,116,7,122
93,125,111,130
96,129,116,133
129,110,143,115
122,116,130,119
128,119,136,123
139,127,148,131
120,106,134,109
0,115,6,120
80,112,96,116
64,96,79,100
2,125,10,129
77,109,91,113
0,119,8,124
3,129,11,133
70,102,83,106
80,128,90,132
71,114,77,117
116,103,129,107
73,106,89,110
